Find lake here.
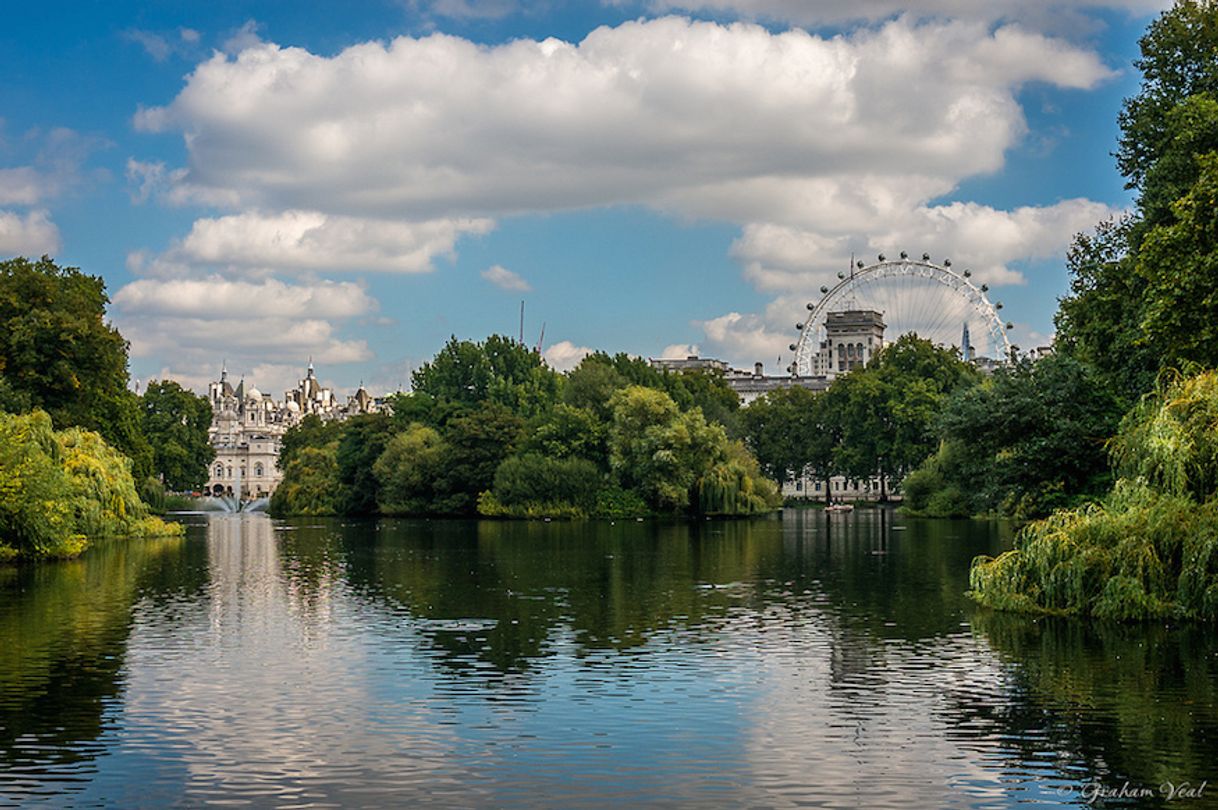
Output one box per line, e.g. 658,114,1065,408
2,510,1215,808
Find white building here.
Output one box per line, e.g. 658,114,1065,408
205,362,382,499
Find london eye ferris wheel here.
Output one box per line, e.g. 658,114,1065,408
788,253,1013,377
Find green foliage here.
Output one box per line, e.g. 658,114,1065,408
900,442,980,518
279,414,344,470
520,403,607,466
492,454,602,512
140,380,214,491
741,385,837,497
609,386,726,511
1054,219,1157,404
0,376,32,414
372,424,448,515
1116,0,1218,191
0,411,180,560
335,413,394,515
433,403,525,514
696,441,782,515
277,338,775,520
908,354,1122,519
970,370,1218,620
827,334,979,490
412,335,561,418
0,257,152,479
1111,369,1218,502
564,352,740,432
970,480,1218,620
1060,2,1218,400
1136,151,1218,371
591,484,652,518
270,443,342,516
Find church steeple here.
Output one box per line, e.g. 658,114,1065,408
961,322,972,362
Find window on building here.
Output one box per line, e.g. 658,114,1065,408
215,464,223,478
255,463,264,477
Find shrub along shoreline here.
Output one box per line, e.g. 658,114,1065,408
969,371,1218,621
1,410,183,562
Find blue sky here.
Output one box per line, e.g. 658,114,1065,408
0,1,1166,395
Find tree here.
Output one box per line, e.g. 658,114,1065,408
412,335,561,417
608,386,728,511
430,403,525,514
0,410,179,560
141,380,214,491
741,385,837,502
1054,219,1157,405
0,256,152,479
335,413,395,515
826,334,979,499
1136,151,1218,371
489,454,603,513
373,424,448,514
520,403,608,468
279,414,344,470
1116,0,1218,192
270,444,342,516
1059,2,1218,401
563,356,628,420
921,354,1123,518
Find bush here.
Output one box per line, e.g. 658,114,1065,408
492,453,603,512
592,485,651,519
0,411,181,560
970,480,1218,620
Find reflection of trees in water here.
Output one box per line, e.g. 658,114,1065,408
275,511,1014,685
957,612,1218,802
0,536,185,781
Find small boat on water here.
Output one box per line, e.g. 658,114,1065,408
825,503,855,513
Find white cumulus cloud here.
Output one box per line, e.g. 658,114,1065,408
481,264,532,291
543,340,594,371
132,210,493,276
629,0,1169,29
0,209,60,256
133,17,1113,222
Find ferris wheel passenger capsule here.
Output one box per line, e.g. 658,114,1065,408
878,253,886,261
789,343,797,351
1006,322,1014,330
795,322,804,330
899,251,908,259
980,284,989,292
995,302,1003,310
837,271,845,279
922,253,930,261
857,260,864,269
820,285,829,294
806,302,814,310
944,258,952,267
963,269,972,278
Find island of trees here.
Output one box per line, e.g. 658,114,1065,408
270,336,781,520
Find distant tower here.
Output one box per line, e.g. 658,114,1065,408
961,322,972,362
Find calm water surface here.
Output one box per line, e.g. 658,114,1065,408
2,510,1216,808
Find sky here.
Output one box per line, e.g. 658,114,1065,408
0,0,1169,397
